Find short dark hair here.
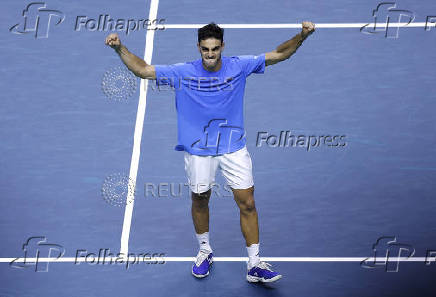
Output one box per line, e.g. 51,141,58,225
198,22,224,44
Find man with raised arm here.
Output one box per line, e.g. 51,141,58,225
105,21,315,283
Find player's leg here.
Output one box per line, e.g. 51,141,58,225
184,151,218,278
191,188,211,235
231,186,259,247
218,147,258,248
219,146,282,282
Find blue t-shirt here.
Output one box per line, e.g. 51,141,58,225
154,53,265,156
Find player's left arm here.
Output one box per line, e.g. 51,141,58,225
265,21,315,66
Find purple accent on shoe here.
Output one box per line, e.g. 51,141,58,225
247,262,282,283
192,252,213,278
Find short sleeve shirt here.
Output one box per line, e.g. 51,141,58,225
154,53,265,156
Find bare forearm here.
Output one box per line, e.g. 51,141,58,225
265,22,315,66
115,45,148,77
105,33,155,79
275,32,307,61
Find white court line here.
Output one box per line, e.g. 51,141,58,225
163,22,430,29
119,0,159,256
0,257,432,263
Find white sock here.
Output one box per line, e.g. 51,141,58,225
247,243,260,268
196,232,212,253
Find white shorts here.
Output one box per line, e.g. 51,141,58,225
184,146,254,194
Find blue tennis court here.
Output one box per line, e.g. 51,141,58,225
1,0,436,296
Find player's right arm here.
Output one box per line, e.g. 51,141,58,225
105,33,156,80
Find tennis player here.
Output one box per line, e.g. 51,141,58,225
105,21,315,282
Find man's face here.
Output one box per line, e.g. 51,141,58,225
197,38,225,70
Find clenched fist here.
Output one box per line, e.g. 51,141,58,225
105,33,121,49
301,21,315,38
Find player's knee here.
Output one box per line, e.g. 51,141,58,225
192,189,211,199
191,189,211,208
239,198,256,214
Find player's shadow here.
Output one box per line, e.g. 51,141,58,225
243,281,286,297
173,263,287,297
